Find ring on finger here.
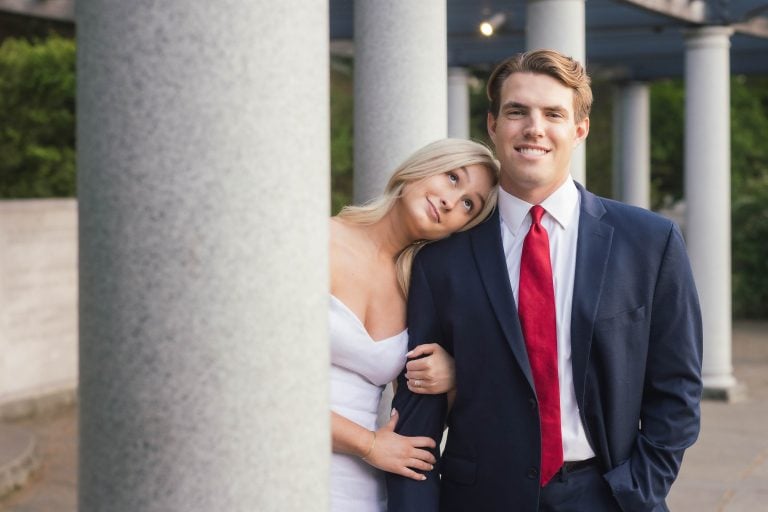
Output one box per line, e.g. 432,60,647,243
413,379,421,387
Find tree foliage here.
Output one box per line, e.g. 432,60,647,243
0,35,76,198
648,76,768,318
649,80,686,208
730,76,768,318
330,57,354,214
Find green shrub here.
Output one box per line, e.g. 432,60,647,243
732,173,768,318
731,76,768,318
0,35,76,198
330,57,354,214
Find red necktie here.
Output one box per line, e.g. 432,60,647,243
518,205,563,487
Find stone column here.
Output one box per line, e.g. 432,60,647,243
77,2,330,511
526,0,586,186
614,82,651,209
354,0,447,203
448,67,470,139
684,26,741,400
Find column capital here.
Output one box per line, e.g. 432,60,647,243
615,79,650,88
448,66,469,78
527,0,585,4
684,25,734,49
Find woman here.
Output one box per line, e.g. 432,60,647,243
329,138,499,512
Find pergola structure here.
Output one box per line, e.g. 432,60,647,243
328,0,768,77
3,0,768,73
1,1,765,510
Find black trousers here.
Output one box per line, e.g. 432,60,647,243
539,463,622,512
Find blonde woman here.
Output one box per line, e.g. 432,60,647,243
329,139,499,512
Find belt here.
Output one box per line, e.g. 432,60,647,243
559,457,598,475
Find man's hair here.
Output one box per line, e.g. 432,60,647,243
486,49,593,123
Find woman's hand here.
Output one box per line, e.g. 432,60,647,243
405,343,455,394
363,409,436,481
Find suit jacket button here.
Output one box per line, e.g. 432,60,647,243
529,397,537,410
527,467,539,480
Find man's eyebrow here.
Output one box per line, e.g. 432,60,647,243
544,105,569,115
501,101,570,115
501,101,528,110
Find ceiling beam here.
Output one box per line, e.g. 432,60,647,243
0,0,74,22
733,15,768,38
616,0,707,23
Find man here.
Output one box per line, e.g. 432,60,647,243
386,49,702,511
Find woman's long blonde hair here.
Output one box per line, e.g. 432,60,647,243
338,138,499,296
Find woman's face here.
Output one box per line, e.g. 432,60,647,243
399,163,495,241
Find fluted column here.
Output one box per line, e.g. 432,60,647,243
684,26,741,400
526,0,586,186
354,0,447,203
448,67,470,139
613,82,650,209
77,2,330,511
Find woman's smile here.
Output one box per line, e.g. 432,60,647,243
426,197,441,223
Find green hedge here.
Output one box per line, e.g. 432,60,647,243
330,57,354,214
0,35,76,198
649,77,768,318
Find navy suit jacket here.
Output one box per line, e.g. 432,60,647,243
387,185,703,512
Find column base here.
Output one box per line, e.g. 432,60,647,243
0,426,40,499
702,380,747,402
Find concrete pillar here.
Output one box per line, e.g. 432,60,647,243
684,26,741,400
77,2,330,511
448,67,470,139
354,0,447,203
526,0,586,186
614,82,651,209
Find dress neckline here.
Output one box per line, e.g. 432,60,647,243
330,294,407,343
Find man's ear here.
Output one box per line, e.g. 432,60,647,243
574,116,590,145
487,112,498,144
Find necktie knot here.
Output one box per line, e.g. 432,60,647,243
530,205,545,226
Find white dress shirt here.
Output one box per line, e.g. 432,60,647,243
497,176,595,461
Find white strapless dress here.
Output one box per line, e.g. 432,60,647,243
329,295,408,512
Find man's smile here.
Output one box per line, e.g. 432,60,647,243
515,144,551,156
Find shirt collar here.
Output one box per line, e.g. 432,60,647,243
498,176,579,235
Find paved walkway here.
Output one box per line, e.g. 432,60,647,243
0,408,76,512
667,321,768,512
0,321,766,512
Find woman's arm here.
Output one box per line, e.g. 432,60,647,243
331,410,436,481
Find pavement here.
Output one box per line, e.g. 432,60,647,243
0,321,766,512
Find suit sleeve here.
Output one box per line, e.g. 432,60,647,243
604,224,704,511
386,255,448,512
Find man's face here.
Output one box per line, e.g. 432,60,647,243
487,72,589,203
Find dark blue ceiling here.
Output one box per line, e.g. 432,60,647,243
330,0,768,79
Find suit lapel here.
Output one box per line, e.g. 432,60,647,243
570,185,613,405
470,209,535,391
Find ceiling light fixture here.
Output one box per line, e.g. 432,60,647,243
479,13,506,37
